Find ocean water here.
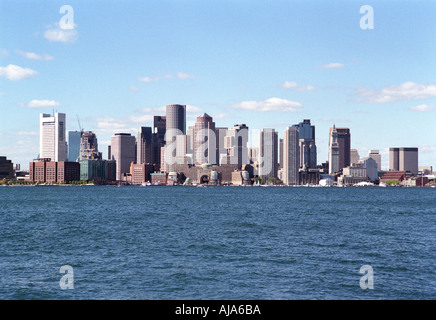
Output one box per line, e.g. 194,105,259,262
0,185,435,300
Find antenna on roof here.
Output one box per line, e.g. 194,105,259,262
76,114,83,133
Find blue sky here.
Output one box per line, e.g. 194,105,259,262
1,0,435,170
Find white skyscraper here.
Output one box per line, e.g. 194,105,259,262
328,125,340,174
40,113,66,162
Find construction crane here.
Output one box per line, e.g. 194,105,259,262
76,114,83,133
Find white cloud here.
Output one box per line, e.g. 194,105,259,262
231,97,303,113
128,114,154,123
138,72,194,83
410,104,435,112
130,85,139,92
280,81,314,91
44,23,78,43
356,82,436,103
16,131,39,136
1,49,9,57
24,100,61,108
0,64,38,81
16,50,53,61
318,62,344,69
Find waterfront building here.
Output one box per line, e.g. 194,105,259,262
68,131,82,162
380,170,407,184
40,113,66,162
283,126,299,185
130,162,156,185
328,125,340,174
194,113,216,165
150,172,168,185
110,133,136,181
29,159,80,183
0,156,13,179
79,159,116,181
259,129,278,180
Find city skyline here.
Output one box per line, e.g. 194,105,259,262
1,1,435,170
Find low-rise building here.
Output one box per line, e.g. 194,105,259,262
29,159,80,183
0,156,14,179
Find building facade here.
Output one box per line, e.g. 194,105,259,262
0,156,13,179
283,126,300,185
389,147,418,175
68,131,82,162
328,125,340,174
194,113,216,165
40,113,66,162
294,119,317,169
110,133,136,181
259,129,278,180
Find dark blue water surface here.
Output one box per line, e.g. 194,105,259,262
0,185,435,300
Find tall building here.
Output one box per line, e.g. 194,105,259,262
279,138,283,169
223,124,249,168
187,125,195,155
336,127,351,170
390,147,418,175
110,133,136,181
329,126,350,171
259,129,278,180
68,131,82,162
166,104,186,136
367,150,381,172
0,156,13,179
283,126,299,185
294,119,317,169
215,127,228,165
152,116,166,166
194,113,216,165
80,131,101,160
328,125,340,174
137,127,153,164
40,113,66,162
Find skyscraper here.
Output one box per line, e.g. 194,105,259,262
294,119,317,169
367,150,381,172
350,149,360,165
390,147,418,175
80,131,101,160
259,129,278,180
335,127,351,170
328,125,340,174
215,127,228,165
40,113,66,162
68,130,82,162
137,126,153,164
152,116,166,166
110,133,136,181
283,126,299,185
166,104,186,136
194,113,216,165
224,124,249,168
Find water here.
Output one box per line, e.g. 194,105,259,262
0,185,435,300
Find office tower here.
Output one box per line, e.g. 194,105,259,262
166,104,186,136
137,127,153,164
40,113,66,162
176,135,188,164
110,133,136,181
224,124,249,168
215,127,228,165
294,119,317,169
279,138,283,169
248,147,259,164
259,129,278,180
335,127,351,170
0,156,13,178
399,147,418,175
350,149,360,165
152,116,166,166
389,148,400,171
194,113,216,165
283,127,299,185
80,131,101,160
328,125,340,174
367,150,381,172
67,131,81,162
